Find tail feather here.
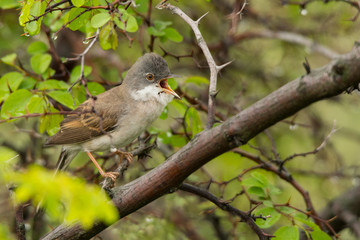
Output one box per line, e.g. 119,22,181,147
54,147,77,174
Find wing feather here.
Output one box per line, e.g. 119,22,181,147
45,87,124,145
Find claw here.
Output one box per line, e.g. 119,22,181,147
102,171,119,182
114,150,133,164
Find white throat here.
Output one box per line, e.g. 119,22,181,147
130,85,174,106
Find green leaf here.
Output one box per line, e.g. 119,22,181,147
273,226,299,240
160,106,168,120
114,9,138,32
169,100,187,116
294,213,318,229
91,13,111,28
30,0,41,17
39,107,63,135
24,0,45,35
251,171,270,187
241,177,264,188
248,186,266,198
99,23,118,50
19,77,37,90
71,0,85,8
147,26,165,37
310,230,332,240
27,41,48,55
87,82,105,95
186,107,203,136
167,78,178,90
19,0,33,27
70,65,92,83
27,96,46,113
135,0,148,13
1,89,33,119
1,53,17,66
185,76,209,86
0,72,24,92
269,185,282,196
163,28,183,42
26,21,41,36
47,91,77,110
154,20,172,30
68,8,91,31
37,80,69,90
30,53,52,74
254,207,281,228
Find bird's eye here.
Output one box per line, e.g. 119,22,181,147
146,73,154,81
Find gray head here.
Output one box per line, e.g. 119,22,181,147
123,53,180,99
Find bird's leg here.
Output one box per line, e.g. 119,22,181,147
111,148,133,164
86,151,119,181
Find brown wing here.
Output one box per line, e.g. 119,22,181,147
45,88,124,145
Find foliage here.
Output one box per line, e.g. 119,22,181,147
0,152,118,229
0,0,360,239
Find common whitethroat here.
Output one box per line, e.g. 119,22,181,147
45,53,180,181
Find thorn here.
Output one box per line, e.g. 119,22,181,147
195,12,209,25
212,89,221,98
216,60,234,72
302,57,311,74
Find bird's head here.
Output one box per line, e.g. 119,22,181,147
124,53,180,103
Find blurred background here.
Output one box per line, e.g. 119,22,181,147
1,0,360,239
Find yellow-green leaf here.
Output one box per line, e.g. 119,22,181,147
71,0,85,8
30,53,52,74
1,53,17,66
47,91,77,109
1,89,33,119
90,13,111,28
273,226,299,240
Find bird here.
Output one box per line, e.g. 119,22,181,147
45,53,180,181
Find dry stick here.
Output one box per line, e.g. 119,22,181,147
41,41,360,240
281,120,338,165
156,3,232,129
180,183,274,240
67,29,100,97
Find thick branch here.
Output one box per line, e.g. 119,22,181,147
42,45,360,239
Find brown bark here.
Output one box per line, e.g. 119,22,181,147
41,45,360,240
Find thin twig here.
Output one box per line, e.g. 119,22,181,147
180,183,273,240
156,3,233,129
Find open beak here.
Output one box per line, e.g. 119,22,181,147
158,75,181,99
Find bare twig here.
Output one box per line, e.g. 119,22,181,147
156,3,233,129
281,121,338,165
179,183,273,240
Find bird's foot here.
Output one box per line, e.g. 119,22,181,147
113,149,133,164
102,171,119,182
